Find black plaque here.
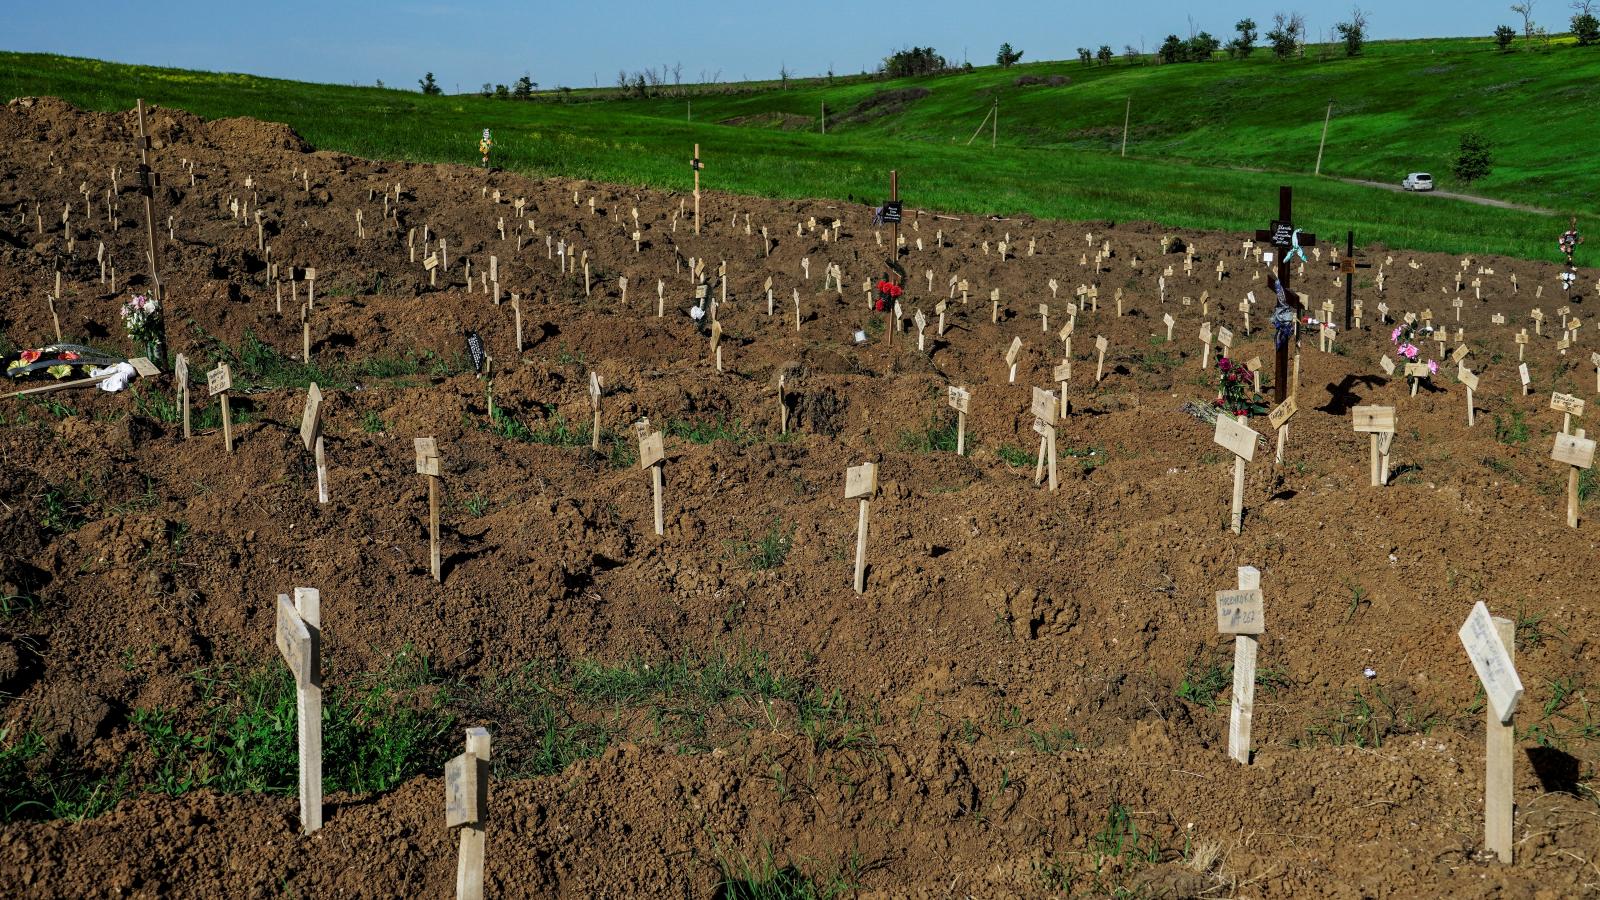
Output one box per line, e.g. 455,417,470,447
465,331,485,373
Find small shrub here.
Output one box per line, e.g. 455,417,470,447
1453,132,1493,184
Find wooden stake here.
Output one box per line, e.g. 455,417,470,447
275,588,322,834
692,144,702,235
416,438,442,581
1458,603,1522,864
1553,429,1595,528
207,364,234,453
589,372,603,452
1219,567,1263,765
845,463,878,594
1214,414,1257,533
174,354,191,439
446,727,491,900
640,430,665,536
948,386,969,456
300,383,328,503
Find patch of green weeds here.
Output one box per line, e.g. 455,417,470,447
1295,685,1442,748
1494,410,1530,446
725,519,795,571
997,444,1032,468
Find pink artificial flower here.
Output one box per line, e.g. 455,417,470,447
1400,343,1419,359
1427,359,1439,375
1391,326,1403,342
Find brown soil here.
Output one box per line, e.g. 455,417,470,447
1,96,1599,898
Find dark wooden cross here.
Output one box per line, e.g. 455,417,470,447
1253,186,1315,403
1338,230,1371,331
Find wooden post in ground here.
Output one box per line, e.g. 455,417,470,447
1552,429,1596,528
691,145,702,235
207,364,234,453
1254,187,1317,403
640,429,665,536
1121,97,1131,157
1354,406,1396,487
1213,413,1259,533
589,372,603,452
415,438,442,581
845,462,878,594
446,727,491,900
135,100,163,305
1217,568,1264,765
1458,602,1523,864
174,353,191,439
1031,387,1058,491
300,383,327,504
1095,335,1108,382
1268,396,1297,466
778,373,788,434
1460,364,1478,427
275,588,322,834
948,386,969,456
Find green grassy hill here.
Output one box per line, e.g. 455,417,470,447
3,38,1596,262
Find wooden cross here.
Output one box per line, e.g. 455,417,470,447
1339,231,1370,330
275,588,322,834
1217,567,1264,764
446,727,491,900
691,145,703,234
1254,187,1317,402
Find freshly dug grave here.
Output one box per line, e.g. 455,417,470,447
0,96,1598,897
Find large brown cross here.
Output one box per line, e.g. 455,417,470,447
1253,186,1316,403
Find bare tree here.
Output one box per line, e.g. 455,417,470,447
1511,1,1537,39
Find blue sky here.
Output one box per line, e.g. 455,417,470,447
5,1,1536,92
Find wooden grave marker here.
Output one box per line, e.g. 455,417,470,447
1460,364,1479,427
589,372,604,451
207,363,234,453
640,429,666,535
1095,335,1109,382
415,437,443,581
1552,429,1596,528
300,383,328,503
1031,387,1058,491
1457,602,1522,864
445,727,491,900
1353,405,1396,486
845,462,878,594
1005,337,1023,384
1551,392,1585,434
1213,414,1259,533
1218,566,1263,764
174,352,191,439
948,386,970,456
1267,395,1297,465
275,588,322,834
1254,187,1316,402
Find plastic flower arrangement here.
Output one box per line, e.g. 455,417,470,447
4,345,107,380
120,293,165,362
1390,319,1437,389
1214,356,1268,418
874,279,903,312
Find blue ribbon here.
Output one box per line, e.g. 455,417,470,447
1287,228,1308,263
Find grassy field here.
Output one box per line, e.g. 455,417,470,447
3,38,1596,262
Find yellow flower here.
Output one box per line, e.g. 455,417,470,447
47,364,72,379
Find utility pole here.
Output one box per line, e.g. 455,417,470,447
1314,100,1334,176
1121,97,1131,157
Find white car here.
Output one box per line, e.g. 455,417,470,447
1402,172,1434,192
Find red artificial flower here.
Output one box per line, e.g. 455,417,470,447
59,351,80,361
20,349,41,364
